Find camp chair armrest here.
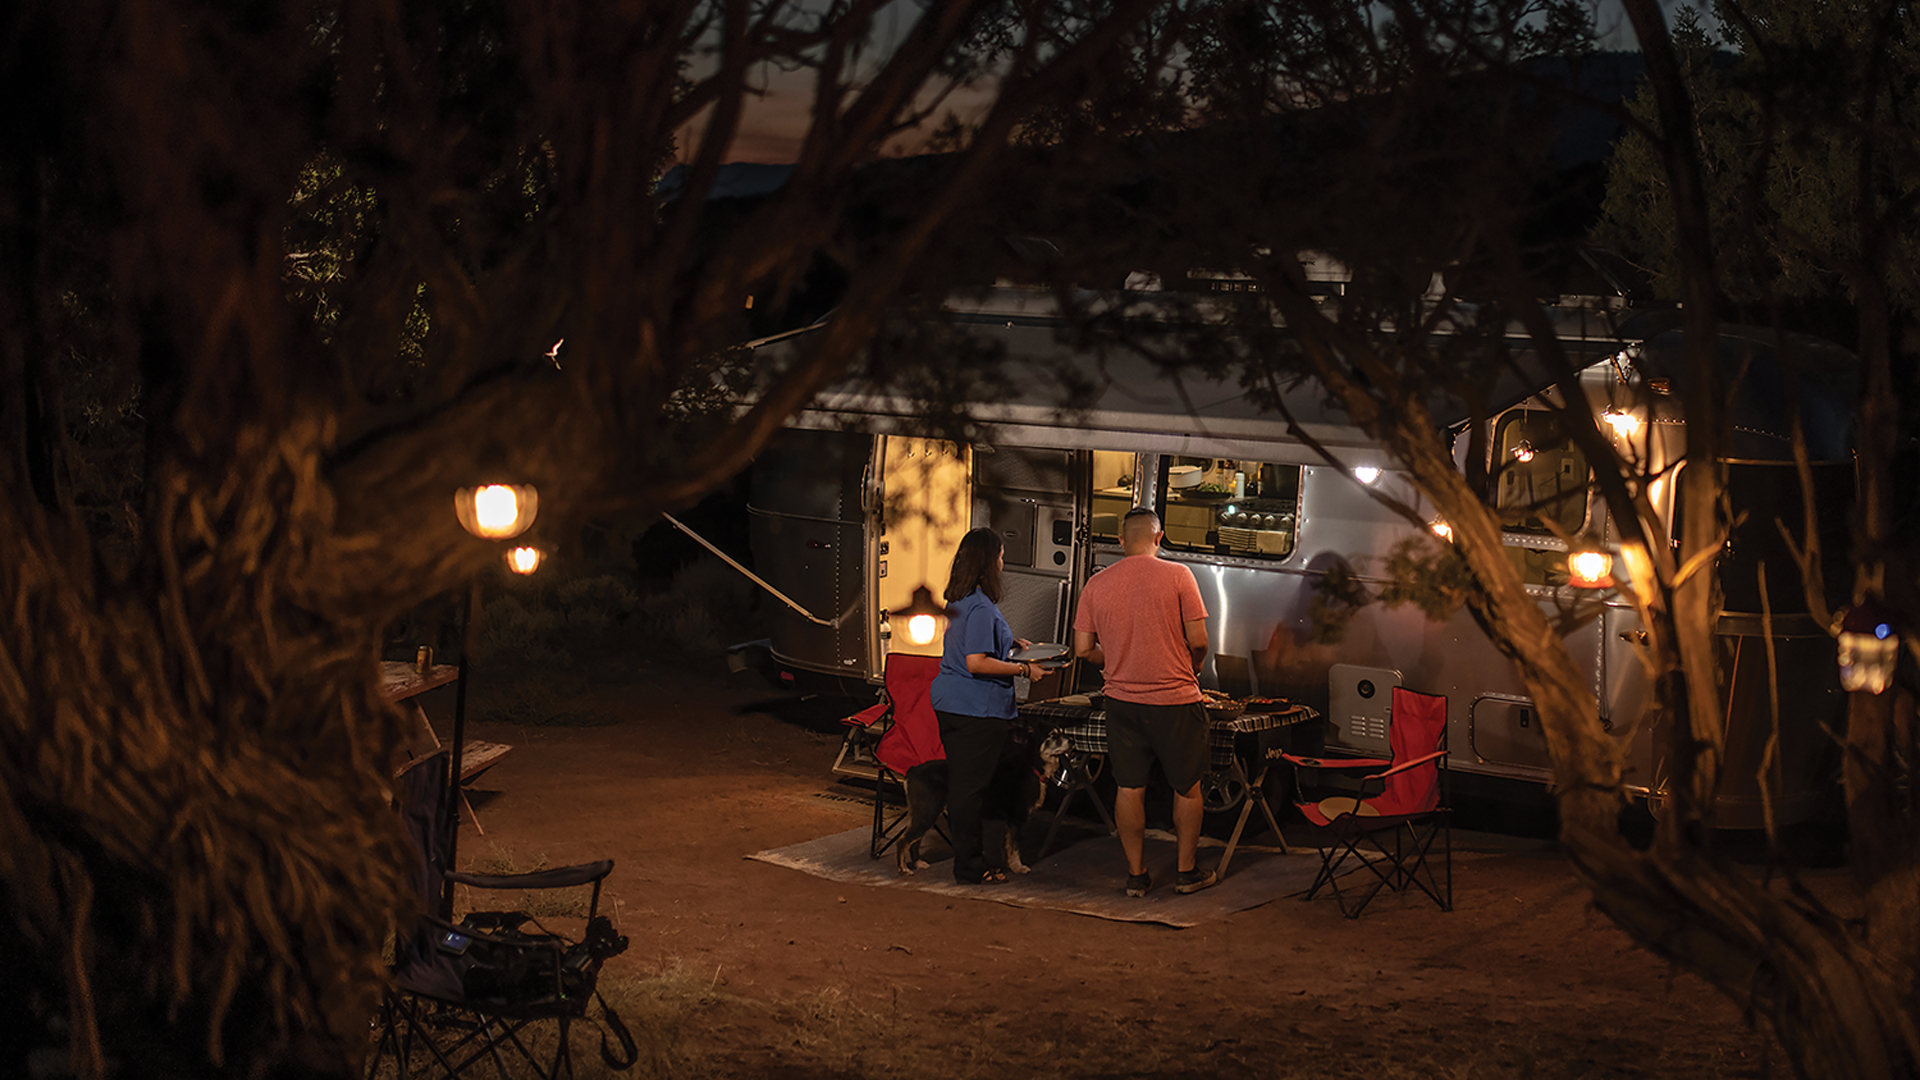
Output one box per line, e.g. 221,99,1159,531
445,859,615,891
1371,749,1447,779
840,701,890,731
1279,752,1392,775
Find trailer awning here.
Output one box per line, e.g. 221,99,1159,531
745,289,1850,463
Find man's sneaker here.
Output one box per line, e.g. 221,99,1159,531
1125,871,1151,897
1174,867,1218,894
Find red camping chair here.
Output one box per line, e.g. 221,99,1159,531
1280,686,1451,917
835,653,945,859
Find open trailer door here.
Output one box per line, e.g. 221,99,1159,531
872,435,971,667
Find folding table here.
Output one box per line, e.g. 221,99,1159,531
381,660,512,832
1017,697,1322,874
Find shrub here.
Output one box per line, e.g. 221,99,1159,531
633,557,760,656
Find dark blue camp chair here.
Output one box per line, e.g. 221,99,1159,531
367,750,636,1079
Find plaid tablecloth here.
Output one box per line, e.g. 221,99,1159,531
1019,699,1321,771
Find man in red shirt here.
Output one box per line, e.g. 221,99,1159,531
1071,507,1217,896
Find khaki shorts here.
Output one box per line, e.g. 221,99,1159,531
1104,699,1210,793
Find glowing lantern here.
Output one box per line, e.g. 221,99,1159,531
454,483,539,540
1567,545,1614,589
505,545,546,575
1602,407,1643,440
895,585,947,647
1352,466,1381,485
1836,603,1900,694
1511,443,1536,463
1430,519,1454,542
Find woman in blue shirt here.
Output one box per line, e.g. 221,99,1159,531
929,527,1045,884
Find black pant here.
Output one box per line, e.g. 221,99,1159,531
934,710,1011,881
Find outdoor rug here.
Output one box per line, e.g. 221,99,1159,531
746,824,1346,928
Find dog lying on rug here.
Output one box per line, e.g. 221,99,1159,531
897,727,1073,877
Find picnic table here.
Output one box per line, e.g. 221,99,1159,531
381,660,512,831
1017,696,1323,875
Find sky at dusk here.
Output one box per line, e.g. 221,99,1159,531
678,0,1698,166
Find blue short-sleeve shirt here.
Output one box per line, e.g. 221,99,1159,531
928,589,1019,719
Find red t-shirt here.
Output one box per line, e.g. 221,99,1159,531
1072,555,1208,705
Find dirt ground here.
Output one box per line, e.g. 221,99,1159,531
415,650,1822,1080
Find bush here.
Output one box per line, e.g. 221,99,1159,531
477,573,637,665
473,559,760,667
632,557,761,656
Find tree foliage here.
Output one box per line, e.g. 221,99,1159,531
993,0,1920,1075
1598,2,1920,337
0,0,1167,1074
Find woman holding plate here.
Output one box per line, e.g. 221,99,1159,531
928,526,1048,885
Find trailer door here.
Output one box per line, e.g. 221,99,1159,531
874,436,972,664
971,446,1077,648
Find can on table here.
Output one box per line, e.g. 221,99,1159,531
416,645,433,674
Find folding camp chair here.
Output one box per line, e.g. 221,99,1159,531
368,751,637,1079
1280,686,1451,918
834,653,945,859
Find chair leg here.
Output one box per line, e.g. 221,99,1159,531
1389,816,1452,913
1332,841,1397,918
870,767,911,859
1300,840,1345,903
366,994,401,1080
1310,817,1451,918
1304,831,1400,918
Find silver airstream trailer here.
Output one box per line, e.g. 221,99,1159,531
735,288,1854,827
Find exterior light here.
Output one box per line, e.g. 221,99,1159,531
1511,442,1536,463
1430,519,1454,541
1602,407,1643,439
1567,545,1614,589
454,483,539,540
505,545,546,575
1352,466,1381,485
895,585,947,647
1836,603,1900,694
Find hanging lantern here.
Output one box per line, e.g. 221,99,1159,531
894,585,947,647
1836,603,1900,694
505,545,547,576
454,483,539,540
1601,406,1643,440
1566,539,1614,589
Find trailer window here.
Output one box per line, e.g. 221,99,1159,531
1490,410,1589,534
1156,457,1302,560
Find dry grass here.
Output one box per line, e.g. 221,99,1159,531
371,956,1774,1080
625,979,1755,1080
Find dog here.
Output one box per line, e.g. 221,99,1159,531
896,726,1073,876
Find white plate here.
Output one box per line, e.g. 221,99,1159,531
1011,643,1069,662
